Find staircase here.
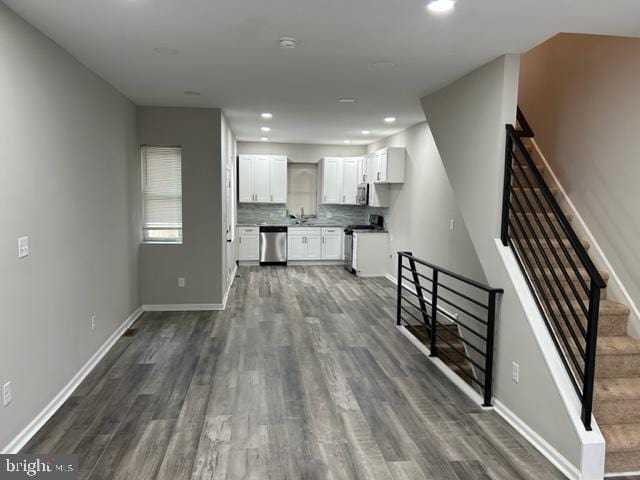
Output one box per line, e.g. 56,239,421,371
504,114,640,474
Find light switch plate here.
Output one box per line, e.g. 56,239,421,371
18,236,29,258
512,362,520,383
178,277,186,288
3,381,12,406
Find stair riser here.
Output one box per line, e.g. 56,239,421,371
598,314,629,336
512,214,570,239
519,246,584,268
539,284,607,302
606,450,640,474
512,166,547,186
597,355,640,379
552,313,626,339
511,190,554,213
595,400,640,425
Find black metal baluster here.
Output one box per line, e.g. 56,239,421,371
430,270,439,356
484,291,497,407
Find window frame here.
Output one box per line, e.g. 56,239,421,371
141,145,183,244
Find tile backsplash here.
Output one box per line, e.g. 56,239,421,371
238,203,388,226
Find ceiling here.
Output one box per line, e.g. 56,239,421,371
5,0,640,145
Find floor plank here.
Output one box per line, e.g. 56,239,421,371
22,266,566,479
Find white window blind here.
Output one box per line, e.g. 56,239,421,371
142,146,183,243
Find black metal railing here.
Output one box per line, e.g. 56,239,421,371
396,252,503,406
501,108,606,430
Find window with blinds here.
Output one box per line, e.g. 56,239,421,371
141,146,183,243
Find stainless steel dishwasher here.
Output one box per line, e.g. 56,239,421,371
259,226,287,265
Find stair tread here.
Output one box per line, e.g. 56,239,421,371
515,211,574,222
596,378,640,401
520,237,590,250
547,298,628,315
512,185,558,193
535,266,609,282
601,423,640,453
598,336,640,356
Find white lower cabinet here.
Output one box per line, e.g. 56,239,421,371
288,228,321,260
321,228,343,260
237,226,259,261
289,227,342,261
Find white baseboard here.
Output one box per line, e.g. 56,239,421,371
1,306,144,454
222,264,237,310
142,304,224,311
494,399,581,480
605,471,640,478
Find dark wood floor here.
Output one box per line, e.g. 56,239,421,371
23,266,566,479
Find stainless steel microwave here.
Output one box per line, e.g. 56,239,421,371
356,183,369,205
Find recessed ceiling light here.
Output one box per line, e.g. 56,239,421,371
361,130,371,135
183,90,201,96
338,98,356,104
153,47,180,55
279,37,298,49
261,137,269,142
261,126,271,132
372,61,396,70
384,117,396,123
344,140,352,144
427,0,455,14
261,112,273,119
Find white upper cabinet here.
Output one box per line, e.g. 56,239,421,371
238,156,255,203
358,156,368,184
371,147,405,184
238,154,287,203
253,156,271,202
320,156,360,205
342,158,359,204
321,157,341,204
270,156,287,203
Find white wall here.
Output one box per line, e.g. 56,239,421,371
367,123,486,283
421,55,601,476
519,33,640,334
0,3,140,450
238,141,365,163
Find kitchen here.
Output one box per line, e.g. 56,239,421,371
236,145,406,277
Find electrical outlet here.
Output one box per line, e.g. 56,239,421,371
91,315,96,332
3,381,12,406
178,277,186,288
449,219,455,231
512,362,520,383
18,236,29,258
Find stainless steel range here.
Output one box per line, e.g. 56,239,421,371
344,214,384,273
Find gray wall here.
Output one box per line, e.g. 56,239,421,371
137,107,224,306
367,123,486,283
519,33,640,320
421,55,585,469
238,141,366,163
0,3,140,450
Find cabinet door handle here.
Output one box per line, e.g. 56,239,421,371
239,237,242,243
270,194,273,201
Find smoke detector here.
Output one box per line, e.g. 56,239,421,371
279,37,298,49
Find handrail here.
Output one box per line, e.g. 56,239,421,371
396,251,502,407
398,252,504,294
501,107,604,430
